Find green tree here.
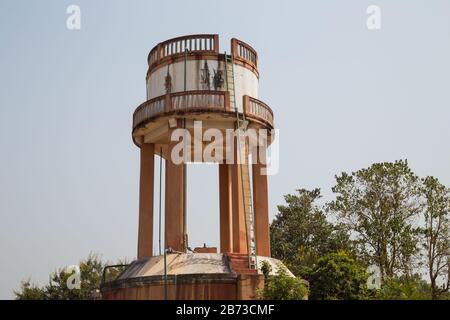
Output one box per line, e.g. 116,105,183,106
15,253,127,300
375,274,431,300
420,176,450,300
259,266,309,300
14,280,46,300
308,251,369,300
271,188,351,277
327,160,421,281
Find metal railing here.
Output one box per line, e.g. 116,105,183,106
100,264,129,287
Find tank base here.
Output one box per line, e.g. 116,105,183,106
101,253,290,300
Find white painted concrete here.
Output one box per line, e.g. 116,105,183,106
147,59,258,112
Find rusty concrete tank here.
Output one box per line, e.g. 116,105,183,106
101,34,289,300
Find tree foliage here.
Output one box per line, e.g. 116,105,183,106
270,160,450,300
308,251,369,300
271,188,351,277
420,176,450,299
259,266,309,300
327,160,422,281
15,280,47,300
375,274,431,300
14,253,127,300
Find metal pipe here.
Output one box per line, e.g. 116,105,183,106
163,248,168,300
183,49,188,252
158,146,163,256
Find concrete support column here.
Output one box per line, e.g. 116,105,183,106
137,143,155,259
252,147,271,257
230,140,248,254
165,139,185,252
219,164,233,253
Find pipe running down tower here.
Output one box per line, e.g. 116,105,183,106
102,35,286,300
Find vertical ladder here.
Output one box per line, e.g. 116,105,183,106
225,56,236,111
241,150,258,269
224,54,258,270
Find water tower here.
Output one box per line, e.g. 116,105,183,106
101,34,289,300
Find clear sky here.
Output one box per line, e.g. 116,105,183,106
1,0,449,299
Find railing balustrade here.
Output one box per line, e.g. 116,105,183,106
231,38,258,69
133,91,229,129
133,92,273,131
243,95,274,127
148,34,219,69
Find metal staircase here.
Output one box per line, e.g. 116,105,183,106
224,54,258,271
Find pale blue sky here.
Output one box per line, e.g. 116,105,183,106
1,0,449,299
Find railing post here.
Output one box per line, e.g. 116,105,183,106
184,93,188,111
243,95,250,117
213,34,219,53
164,94,171,113
224,91,230,111
231,38,238,58
157,44,163,62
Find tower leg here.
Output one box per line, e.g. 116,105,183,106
230,139,250,254
252,147,271,257
219,164,232,253
138,143,155,259
165,139,185,252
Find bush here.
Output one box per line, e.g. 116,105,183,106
14,253,127,300
308,251,369,300
260,266,309,300
375,275,432,300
